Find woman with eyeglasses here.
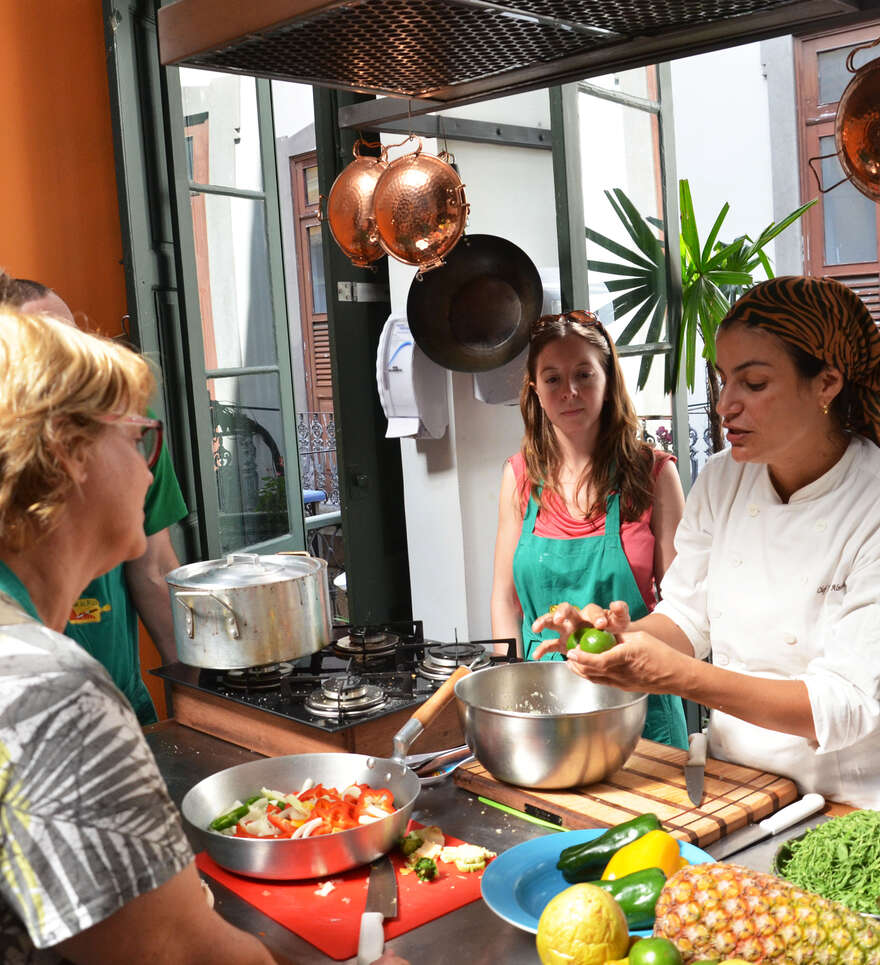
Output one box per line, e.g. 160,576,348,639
490,309,689,748
532,277,880,808
0,309,408,965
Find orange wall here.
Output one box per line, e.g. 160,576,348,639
0,0,168,719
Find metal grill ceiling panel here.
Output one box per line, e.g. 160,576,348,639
158,0,870,107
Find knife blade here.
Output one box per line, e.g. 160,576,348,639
706,792,825,860
685,731,707,806
357,855,398,965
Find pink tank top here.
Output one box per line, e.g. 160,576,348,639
509,450,674,612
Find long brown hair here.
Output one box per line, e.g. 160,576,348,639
519,311,654,521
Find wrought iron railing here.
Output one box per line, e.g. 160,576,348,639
297,412,340,508
638,407,716,480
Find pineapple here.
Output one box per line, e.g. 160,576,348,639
653,862,880,964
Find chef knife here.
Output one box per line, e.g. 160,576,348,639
685,731,707,806
706,792,825,861
357,855,398,965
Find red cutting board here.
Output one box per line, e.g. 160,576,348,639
196,823,491,960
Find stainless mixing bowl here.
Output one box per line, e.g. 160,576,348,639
454,662,647,789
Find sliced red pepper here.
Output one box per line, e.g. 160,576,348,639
233,822,264,838
266,811,296,837
358,788,395,812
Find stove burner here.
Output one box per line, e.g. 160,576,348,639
221,663,294,691
304,673,388,718
335,627,400,658
418,642,491,681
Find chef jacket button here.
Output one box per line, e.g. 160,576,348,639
815,519,828,532
715,653,729,666
748,504,760,517
731,555,742,567
782,632,797,645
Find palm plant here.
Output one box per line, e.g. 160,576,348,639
585,180,816,451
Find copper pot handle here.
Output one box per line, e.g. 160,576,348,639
846,37,880,74
807,152,849,194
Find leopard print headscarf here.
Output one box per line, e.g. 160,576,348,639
721,275,880,445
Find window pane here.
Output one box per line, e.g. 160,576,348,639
304,165,320,206
192,193,278,368
180,68,263,192
818,44,880,106
584,66,655,100
209,374,291,553
308,224,327,314
820,134,877,265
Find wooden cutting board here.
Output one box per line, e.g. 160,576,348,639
453,738,799,849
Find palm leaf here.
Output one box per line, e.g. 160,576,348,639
586,226,657,271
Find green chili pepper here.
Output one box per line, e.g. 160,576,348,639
556,814,663,882
588,867,666,930
209,793,263,831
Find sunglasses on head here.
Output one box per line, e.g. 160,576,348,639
97,413,163,469
530,309,608,340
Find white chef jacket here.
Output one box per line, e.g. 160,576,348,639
655,434,880,808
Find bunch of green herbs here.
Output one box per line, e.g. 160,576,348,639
777,810,880,914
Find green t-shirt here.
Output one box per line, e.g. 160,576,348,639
65,437,187,726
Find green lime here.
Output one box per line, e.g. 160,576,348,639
566,627,616,654
628,937,683,965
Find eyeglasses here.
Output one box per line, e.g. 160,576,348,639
531,309,609,340
97,413,164,469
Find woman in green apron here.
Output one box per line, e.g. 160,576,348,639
491,310,688,748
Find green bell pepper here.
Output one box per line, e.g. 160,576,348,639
556,814,663,882
590,867,666,930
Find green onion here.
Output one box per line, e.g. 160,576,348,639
777,810,880,914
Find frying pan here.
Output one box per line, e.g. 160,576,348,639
454,662,647,789
406,234,543,372
181,666,469,880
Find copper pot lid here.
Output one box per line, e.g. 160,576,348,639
809,39,880,202
406,234,543,372
371,138,469,275
322,139,387,268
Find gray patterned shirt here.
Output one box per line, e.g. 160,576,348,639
0,593,193,962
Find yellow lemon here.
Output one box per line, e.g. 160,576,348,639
536,882,630,965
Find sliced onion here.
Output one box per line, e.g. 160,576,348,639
292,817,324,839
342,785,362,800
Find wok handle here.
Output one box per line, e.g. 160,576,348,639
412,664,470,730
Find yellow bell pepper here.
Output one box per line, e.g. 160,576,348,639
600,829,688,881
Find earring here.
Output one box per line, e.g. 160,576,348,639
822,403,830,416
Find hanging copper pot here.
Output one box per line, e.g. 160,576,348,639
370,138,469,275
809,38,880,201
320,139,387,268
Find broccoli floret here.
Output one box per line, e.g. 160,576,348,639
413,857,438,882
398,831,423,856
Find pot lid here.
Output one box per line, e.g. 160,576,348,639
168,553,322,588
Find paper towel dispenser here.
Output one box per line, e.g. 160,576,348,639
376,314,449,439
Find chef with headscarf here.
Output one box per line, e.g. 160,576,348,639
531,275,880,808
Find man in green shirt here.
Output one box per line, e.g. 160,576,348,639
0,272,187,724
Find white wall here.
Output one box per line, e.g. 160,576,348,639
384,92,557,642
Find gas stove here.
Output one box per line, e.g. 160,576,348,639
152,621,517,758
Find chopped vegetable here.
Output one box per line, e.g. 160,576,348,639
408,825,444,861
398,830,424,856
413,857,438,881
209,781,396,839
775,809,880,914
438,843,496,872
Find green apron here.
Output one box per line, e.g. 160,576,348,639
513,487,687,749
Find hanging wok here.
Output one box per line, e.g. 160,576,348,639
406,234,543,373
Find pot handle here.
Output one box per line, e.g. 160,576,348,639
173,590,241,640
846,37,880,74
807,152,849,194
391,665,471,762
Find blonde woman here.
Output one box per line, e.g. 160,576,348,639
0,310,405,964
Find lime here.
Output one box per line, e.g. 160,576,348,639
535,882,629,965
628,937,683,965
567,627,616,654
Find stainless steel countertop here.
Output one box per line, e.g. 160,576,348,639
145,721,830,965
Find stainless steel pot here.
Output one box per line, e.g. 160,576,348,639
166,552,331,669
181,666,470,879
454,662,647,789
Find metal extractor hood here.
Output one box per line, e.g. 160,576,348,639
158,0,871,113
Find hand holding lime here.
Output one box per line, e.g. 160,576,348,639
566,627,616,654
